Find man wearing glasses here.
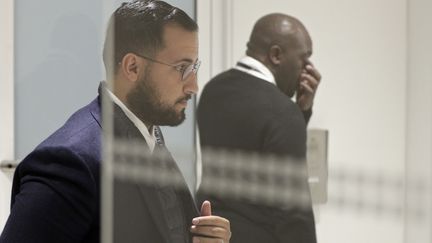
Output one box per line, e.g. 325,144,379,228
0,1,230,243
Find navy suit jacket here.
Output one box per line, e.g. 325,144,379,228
0,88,198,243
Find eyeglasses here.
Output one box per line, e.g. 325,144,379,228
134,53,201,81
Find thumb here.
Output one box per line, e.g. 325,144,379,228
200,200,212,216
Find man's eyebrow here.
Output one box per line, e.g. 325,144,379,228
174,58,197,63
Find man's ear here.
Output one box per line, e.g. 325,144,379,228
120,53,141,82
268,45,282,65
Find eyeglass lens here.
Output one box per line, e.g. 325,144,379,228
182,61,201,80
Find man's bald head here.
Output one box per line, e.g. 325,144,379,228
247,13,309,58
246,13,312,97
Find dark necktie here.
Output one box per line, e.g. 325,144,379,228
153,126,190,243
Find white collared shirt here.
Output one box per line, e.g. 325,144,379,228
234,56,276,85
105,88,157,153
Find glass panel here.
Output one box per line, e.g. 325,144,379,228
14,0,104,159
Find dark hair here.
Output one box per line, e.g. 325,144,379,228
103,0,198,76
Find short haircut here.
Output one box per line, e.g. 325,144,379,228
103,0,198,76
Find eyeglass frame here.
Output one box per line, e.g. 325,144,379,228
133,53,201,81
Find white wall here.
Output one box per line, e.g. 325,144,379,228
197,0,424,242
0,0,14,232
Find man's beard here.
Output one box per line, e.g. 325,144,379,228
126,67,191,126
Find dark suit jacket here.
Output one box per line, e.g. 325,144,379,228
0,87,198,243
197,69,317,243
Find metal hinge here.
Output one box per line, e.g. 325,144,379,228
0,160,18,169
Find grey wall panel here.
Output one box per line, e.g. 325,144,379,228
14,0,104,159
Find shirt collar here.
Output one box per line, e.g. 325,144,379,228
105,87,157,153
234,56,276,85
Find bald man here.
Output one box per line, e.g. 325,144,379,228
197,13,320,243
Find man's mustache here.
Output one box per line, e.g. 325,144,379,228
176,95,192,103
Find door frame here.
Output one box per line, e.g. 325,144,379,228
0,0,15,169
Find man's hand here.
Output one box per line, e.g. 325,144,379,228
296,62,321,111
190,200,231,243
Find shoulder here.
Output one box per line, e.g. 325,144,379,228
18,98,102,185
203,69,261,88
200,69,280,103
199,69,303,122
39,98,101,153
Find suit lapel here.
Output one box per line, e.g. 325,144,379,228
154,140,199,221
112,107,173,242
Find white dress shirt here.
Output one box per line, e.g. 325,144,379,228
234,56,276,85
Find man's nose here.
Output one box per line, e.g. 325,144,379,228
183,74,198,95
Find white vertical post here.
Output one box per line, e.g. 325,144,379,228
0,0,14,232
196,0,233,187
100,3,117,243
0,0,15,165
196,0,233,97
